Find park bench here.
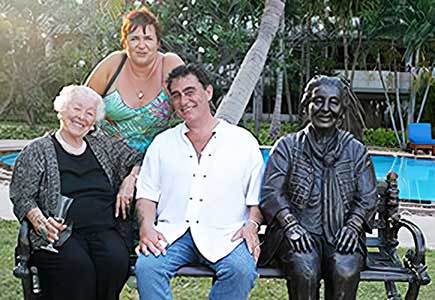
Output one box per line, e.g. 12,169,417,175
13,172,431,300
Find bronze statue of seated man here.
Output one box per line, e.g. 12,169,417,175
259,75,378,300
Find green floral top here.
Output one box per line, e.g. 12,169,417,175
101,88,175,153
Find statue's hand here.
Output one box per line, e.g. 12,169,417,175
336,225,359,254
284,224,313,253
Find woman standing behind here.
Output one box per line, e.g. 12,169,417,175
86,6,184,154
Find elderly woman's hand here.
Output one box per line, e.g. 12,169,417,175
115,168,139,219
26,208,67,243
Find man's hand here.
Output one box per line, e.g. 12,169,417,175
284,224,313,253
135,225,168,257
115,174,136,219
336,225,359,254
231,221,261,262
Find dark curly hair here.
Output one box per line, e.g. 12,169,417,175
166,64,211,93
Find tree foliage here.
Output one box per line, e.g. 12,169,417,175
0,0,434,129
0,0,123,123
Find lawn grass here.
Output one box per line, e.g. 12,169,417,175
1,219,433,299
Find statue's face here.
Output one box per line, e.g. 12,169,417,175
308,85,343,132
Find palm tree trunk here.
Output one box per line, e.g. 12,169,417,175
305,20,311,82
408,82,417,124
268,68,284,139
408,49,420,124
215,0,285,124
269,16,285,139
416,62,434,123
284,68,292,115
343,27,349,80
253,75,264,133
350,24,363,86
394,69,406,146
377,53,402,147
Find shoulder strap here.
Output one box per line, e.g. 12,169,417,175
161,54,166,85
102,53,128,97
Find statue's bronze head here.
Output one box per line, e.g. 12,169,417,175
300,76,349,133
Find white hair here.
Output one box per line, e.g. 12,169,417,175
53,85,105,122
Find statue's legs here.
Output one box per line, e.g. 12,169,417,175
385,281,402,300
404,281,420,300
324,252,363,300
278,244,322,300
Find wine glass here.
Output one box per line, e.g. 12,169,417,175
40,195,74,253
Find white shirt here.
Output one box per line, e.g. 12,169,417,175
136,119,263,262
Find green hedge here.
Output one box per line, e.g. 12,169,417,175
0,122,401,149
242,121,301,146
0,123,56,140
243,123,402,149
363,128,400,147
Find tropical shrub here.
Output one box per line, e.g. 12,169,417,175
0,123,56,139
363,128,400,147
242,121,300,146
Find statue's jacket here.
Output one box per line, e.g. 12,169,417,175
259,126,378,266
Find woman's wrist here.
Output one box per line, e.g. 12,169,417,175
26,208,49,239
129,166,140,180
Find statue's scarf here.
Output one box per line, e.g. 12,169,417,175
304,125,353,245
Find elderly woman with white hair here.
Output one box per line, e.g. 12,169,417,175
10,85,141,300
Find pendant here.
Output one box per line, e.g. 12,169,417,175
138,91,144,100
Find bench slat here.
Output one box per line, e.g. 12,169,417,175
174,265,415,282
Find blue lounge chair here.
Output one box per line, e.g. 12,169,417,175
408,123,435,154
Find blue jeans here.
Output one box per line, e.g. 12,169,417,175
135,231,257,300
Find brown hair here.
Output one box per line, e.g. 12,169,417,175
121,7,162,49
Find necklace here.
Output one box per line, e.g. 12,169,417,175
55,131,87,155
127,60,146,101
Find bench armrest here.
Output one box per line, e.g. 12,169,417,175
392,217,431,285
13,219,31,279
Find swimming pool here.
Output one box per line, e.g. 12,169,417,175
371,155,435,202
2,150,435,201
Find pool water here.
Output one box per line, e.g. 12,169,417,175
371,155,435,202
2,150,435,201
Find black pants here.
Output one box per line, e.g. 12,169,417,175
277,233,364,300
31,229,130,300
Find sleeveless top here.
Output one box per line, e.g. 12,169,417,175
99,53,173,153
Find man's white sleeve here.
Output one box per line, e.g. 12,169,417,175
136,138,161,203
245,140,264,206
